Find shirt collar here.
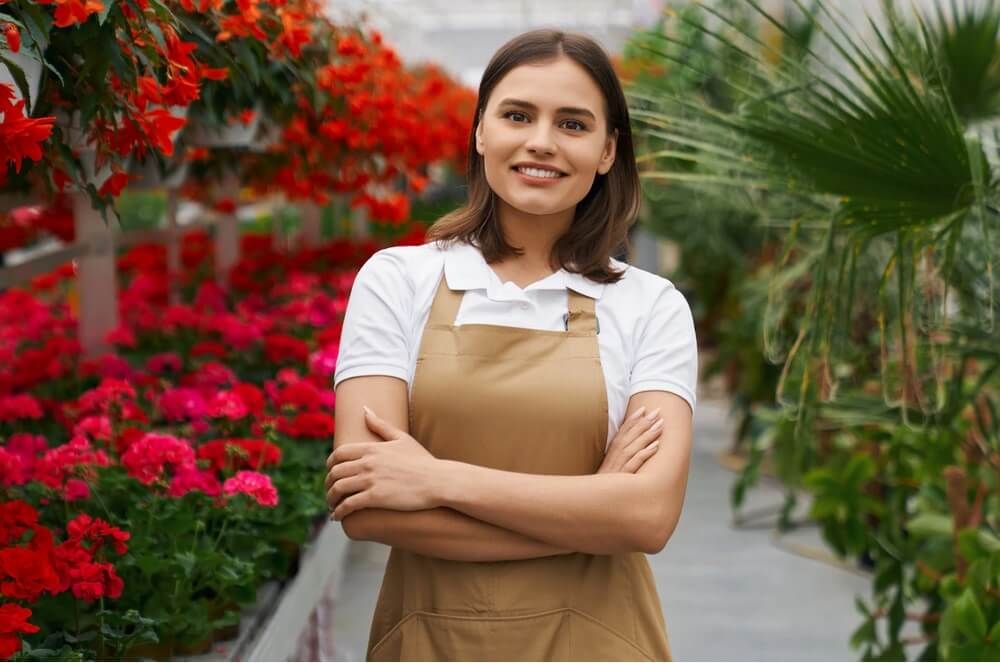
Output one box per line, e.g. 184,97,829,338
442,240,607,300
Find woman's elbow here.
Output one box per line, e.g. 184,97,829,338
635,509,679,555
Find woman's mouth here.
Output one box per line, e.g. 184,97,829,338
511,166,568,184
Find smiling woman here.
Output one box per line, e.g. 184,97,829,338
330,27,696,662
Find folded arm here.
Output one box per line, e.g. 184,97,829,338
430,392,688,555
334,376,572,562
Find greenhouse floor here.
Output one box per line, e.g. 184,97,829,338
326,398,880,661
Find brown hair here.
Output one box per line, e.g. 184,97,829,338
425,28,639,284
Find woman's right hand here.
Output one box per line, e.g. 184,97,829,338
597,406,663,474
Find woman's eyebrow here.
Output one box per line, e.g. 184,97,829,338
497,98,596,121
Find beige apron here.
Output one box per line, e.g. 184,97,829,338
366,271,672,661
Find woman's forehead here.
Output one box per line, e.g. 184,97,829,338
489,60,604,113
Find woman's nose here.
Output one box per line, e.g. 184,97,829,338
524,123,556,154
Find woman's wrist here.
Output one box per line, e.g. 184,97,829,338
432,458,471,509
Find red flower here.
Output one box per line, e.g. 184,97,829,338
205,390,249,420
120,433,195,484
2,23,19,53
264,333,310,364
197,438,281,473
35,0,105,29
66,514,129,556
0,501,38,547
0,603,39,660
168,466,222,498
0,394,43,422
277,411,335,439
98,171,132,197
0,543,61,601
50,541,123,602
33,437,111,493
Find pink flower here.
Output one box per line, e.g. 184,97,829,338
206,390,249,420
106,325,137,348
0,394,43,422
168,467,222,498
121,433,195,485
63,479,91,501
77,378,138,415
0,449,27,487
146,352,183,374
184,361,237,394
89,354,138,381
223,471,278,508
208,313,263,349
33,437,111,491
308,343,339,378
4,434,46,479
73,415,113,443
193,282,227,313
157,387,207,422
162,304,202,331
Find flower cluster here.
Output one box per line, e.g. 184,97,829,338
0,501,130,657
0,225,412,657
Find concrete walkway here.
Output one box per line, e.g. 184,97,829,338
327,399,879,661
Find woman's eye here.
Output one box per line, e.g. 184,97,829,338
502,111,586,131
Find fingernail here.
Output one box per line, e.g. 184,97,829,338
645,408,661,421
363,405,372,416
630,406,647,419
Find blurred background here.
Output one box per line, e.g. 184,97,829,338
1,0,997,660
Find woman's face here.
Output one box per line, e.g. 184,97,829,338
475,55,617,218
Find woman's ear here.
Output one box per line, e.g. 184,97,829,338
475,119,485,157
597,129,618,175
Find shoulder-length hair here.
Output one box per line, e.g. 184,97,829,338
425,28,639,284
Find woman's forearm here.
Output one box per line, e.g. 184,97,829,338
435,462,664,555
341,507,574,562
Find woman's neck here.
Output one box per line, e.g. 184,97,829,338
492,200,574,272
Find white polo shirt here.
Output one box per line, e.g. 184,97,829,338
334,239,698,449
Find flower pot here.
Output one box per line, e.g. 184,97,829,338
122,637,175,660
0,49,43,113
210,599,242,642
188,107,262,148
175,632,215,656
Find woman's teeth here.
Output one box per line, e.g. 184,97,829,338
515,166,564,178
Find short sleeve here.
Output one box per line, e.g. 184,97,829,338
628,285,698,413
333,249,413,390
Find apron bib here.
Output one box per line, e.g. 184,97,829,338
366,272,672,661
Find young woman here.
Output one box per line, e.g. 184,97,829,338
326,28,697,662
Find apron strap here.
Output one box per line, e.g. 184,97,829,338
565,289,600,334
428,272,464,326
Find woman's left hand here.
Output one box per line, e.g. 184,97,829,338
325,407,442,521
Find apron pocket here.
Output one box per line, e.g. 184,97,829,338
368,608,656,662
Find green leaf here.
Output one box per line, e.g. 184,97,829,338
98,0,116,25
952,588,988,642
0,54,31,108
850,616,876,650
907,513,953,538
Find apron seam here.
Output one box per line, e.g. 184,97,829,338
369,607,656,661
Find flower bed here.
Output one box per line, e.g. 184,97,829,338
0,227,400,660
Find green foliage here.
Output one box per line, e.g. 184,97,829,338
628,0,1000,659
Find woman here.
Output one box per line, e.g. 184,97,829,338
326,28,697,662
